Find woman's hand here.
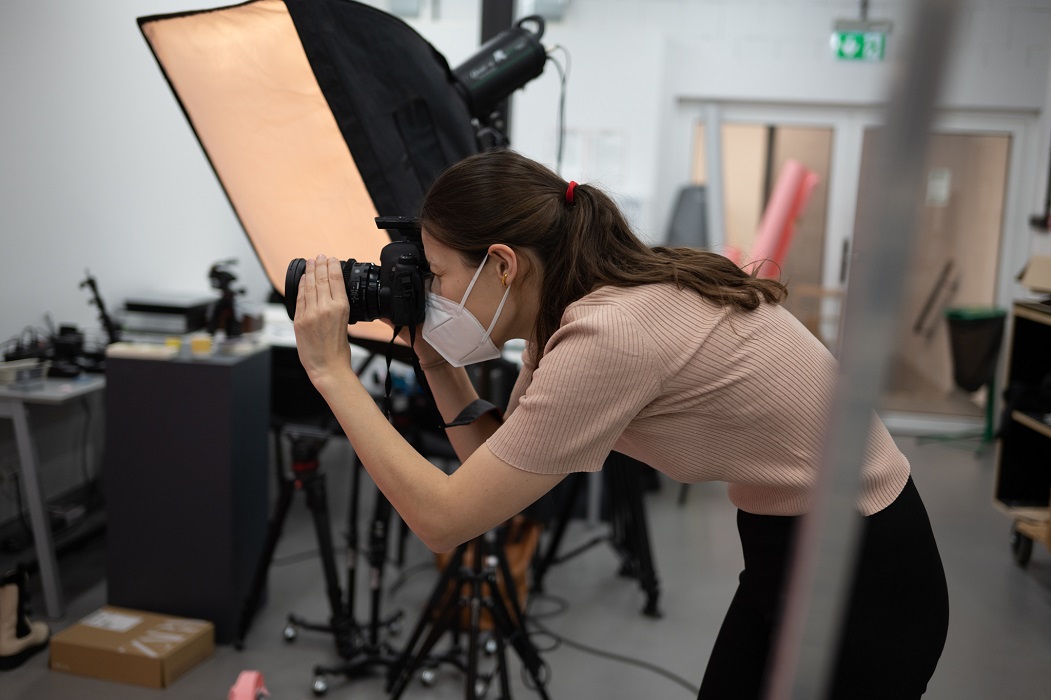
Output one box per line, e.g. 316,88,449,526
293,255,354,389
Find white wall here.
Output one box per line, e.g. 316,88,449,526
0,1,275,347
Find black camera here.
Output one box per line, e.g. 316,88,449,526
284,216,428,326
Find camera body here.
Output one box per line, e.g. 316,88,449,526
284,217,428,326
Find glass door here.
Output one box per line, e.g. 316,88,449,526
855,130,1011,418
674,100,1034,429
692,121,837,346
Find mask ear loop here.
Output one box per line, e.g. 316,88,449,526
479,283,512,341
393,292,503,431
457,254,491,311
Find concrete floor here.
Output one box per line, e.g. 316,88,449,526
3,434,1051,699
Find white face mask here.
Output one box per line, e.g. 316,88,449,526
422,255,511,367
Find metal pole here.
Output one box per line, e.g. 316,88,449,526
703,103,727,250
764,1,961,698
480,0,516,137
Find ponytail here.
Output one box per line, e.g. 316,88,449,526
421,150,787,360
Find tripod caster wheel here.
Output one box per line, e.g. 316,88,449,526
1011,525,1033,567
420,668,437,687
311,675,329,696
475,679,490,698
484,637,498,656
283,624,298,642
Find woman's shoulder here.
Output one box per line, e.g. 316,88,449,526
565,282,728,324
562,283,820,356
568,282,704,310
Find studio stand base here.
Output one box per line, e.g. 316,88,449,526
386,528,551,700
234,423,402,696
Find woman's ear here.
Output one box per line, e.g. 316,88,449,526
488,243,519,286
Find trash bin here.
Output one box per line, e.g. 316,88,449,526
945,306,1006,393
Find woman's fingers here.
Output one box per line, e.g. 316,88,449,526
296,255,349,323
298,257,317,318
295,261,308,321
326,257,346,302
314,253,331,301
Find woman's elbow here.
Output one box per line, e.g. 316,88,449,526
412,518,469,554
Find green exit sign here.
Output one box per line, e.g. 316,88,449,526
831,31,886,61
831,18,892,62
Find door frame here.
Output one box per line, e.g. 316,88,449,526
667,99,1042,427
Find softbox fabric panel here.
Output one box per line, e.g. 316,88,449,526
283,0,478,218
138,0,477,334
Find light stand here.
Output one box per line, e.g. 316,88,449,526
386,526,550,700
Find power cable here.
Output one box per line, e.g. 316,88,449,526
546,45,571,176
524,591,700,696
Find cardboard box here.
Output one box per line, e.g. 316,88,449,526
1019,255,1051,294
50,607,214,688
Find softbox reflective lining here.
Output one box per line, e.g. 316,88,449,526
138,0,477,342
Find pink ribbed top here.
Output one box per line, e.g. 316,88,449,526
486,283,910,517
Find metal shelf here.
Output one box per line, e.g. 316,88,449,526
1011,410,1051,441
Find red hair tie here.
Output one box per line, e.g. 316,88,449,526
565,181,578,205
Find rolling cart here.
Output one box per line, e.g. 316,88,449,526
994,302,1051,567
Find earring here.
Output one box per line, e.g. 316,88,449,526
501,272,509,287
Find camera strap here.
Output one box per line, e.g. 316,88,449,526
386,325,502,429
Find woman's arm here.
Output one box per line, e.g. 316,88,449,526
417,360,502,462
294,255,563,551
315,364,563,552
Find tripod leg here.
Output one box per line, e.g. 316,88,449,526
387,544,468,693
465,548,484,700
235,466,297,648
482,551,550,700
302,471,353,654
607,454,662,618
491,626,513,700
391,587,469,699
344,454,363,619
532,472,585,593
366,485,394,647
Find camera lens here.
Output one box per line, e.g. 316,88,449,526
283,257,383,324
284,258,308,320
345,261,382,323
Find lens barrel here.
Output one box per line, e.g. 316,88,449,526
284,258,307,320
284,257,384,324
284,232,427,327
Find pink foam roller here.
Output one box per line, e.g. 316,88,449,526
748,159,819,279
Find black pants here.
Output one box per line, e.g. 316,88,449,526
698,477,949,699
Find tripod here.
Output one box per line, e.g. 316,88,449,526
532,452,662,618
234,421,403,695
386,525,550,700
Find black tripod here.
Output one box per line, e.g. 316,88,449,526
386,526,551,699
532,452,662,618
234,421,403,695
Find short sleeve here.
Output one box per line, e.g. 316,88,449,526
503,342,537,418
486,304,663,475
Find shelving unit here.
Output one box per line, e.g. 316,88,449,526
995,301,1051,566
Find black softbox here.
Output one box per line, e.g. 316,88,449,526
138,0,479,344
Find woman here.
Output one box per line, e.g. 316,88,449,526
293,149,948,699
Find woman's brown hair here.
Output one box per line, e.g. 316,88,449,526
420,149,787,360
